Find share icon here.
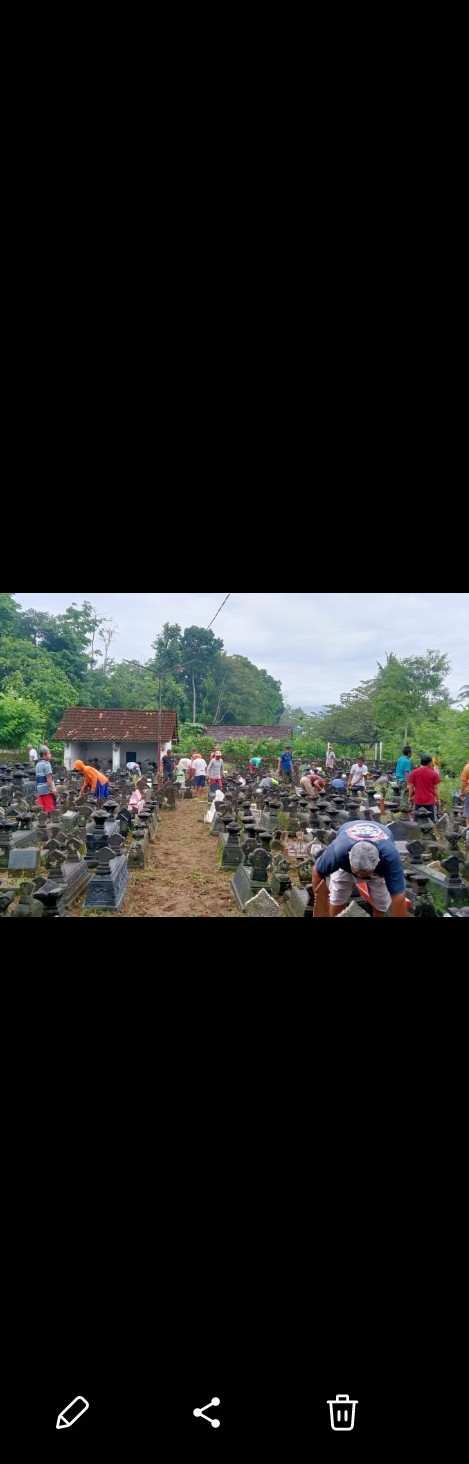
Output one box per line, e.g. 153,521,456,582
193,1397,221,1428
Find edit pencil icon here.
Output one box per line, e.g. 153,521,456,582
56,1397,89,1430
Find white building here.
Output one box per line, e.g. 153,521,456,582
53,707,179,773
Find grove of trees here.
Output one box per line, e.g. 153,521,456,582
0,594,467,776
282,651,468,772
0,595,284,746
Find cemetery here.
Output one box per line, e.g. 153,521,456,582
1,592,467,919
0,753,468,919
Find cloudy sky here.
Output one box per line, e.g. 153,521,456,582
14,591,468,710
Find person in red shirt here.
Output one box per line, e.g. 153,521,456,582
408,754,441,822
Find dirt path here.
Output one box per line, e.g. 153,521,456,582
79,797,243,918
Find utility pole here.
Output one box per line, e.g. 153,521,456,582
157,672,163,788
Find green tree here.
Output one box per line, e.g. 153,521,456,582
203,655,283,725
315,696,377,750
453,685,469,709
19,600,102,683
0,593,22,636
2,661,79,737
339,650,452,745
152,624,224,724
0,691,44,747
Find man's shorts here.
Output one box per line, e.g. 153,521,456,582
328,868,391,912
195,776,206,787
37,793,55,813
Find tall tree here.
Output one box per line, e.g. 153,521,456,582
0,593,22,636
203,655,283,725
151,623,224,724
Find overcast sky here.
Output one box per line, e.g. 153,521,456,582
14,591,468,710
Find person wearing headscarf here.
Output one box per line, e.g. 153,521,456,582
74,760,110,800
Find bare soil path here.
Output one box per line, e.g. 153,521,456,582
74,796,243,918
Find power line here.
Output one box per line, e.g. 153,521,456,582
206,593,231,631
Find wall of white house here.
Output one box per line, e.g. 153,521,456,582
64,741,83,771
63,740,173,770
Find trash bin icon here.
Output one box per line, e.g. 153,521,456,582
327,1394,358,1431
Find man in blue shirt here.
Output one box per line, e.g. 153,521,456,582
35,743,58,813
277,746,294,784
395,745,413,808
311,820,408,917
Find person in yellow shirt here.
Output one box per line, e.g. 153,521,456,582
74,760,110,800
460,760,469,824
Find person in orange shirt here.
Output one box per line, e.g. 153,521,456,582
460,760,469,824
74,760,110,800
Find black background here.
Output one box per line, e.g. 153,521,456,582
15,972,437,1456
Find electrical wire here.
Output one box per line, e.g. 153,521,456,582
206,593,231,631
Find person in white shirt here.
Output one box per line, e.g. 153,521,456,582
206,752,225,797
326,747,337,770
28,745,38,764
347,757,368,793
191,754,208,796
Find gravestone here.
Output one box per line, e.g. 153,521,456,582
220,824,245,870
244,889,280,918
61,811,80,832
245,847,271,892
12,880,44,917
269,856,292,899
337,901,369,917
284,887,310,917
8,847,41,876
33,883,67,917
437,813,452,835
84,854,130,911
230,863,255,910
441,855,462,881
0,886,16,915
407,874,439,917
128,839,147,868
387,820,417,843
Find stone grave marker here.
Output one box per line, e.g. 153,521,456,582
246,847,271,892
12,880,43,917
220,823,245,870
33,882,67,916
0,886,16,915
8,847,41,876
230,863,255,910
441,855,461,881
269,855,292,899
284,887,310,918
244,889,280,918
337,901,369,917
84,854,130,911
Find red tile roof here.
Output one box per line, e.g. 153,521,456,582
53,707,179,743
204,725,292,742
